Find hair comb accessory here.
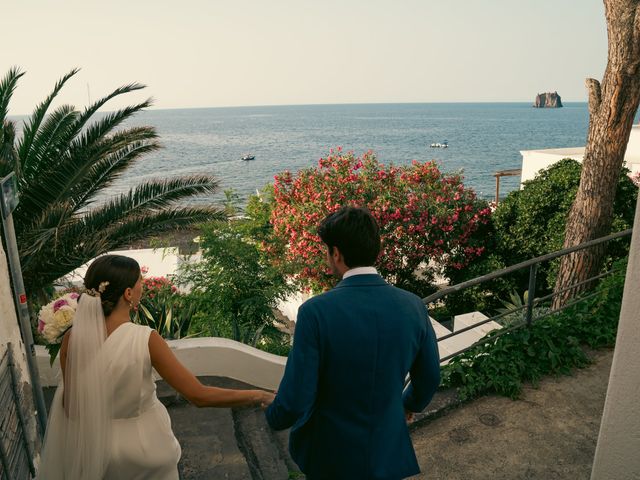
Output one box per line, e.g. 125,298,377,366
85,281,110,297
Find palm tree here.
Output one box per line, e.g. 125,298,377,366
0,67,226,297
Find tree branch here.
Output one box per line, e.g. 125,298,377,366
586,78,602,116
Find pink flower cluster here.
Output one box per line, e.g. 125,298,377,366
268,150,492,291
142,275,178,300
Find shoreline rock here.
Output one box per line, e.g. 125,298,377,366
534,91,563,108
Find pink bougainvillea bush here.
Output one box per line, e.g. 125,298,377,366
267,149,492,294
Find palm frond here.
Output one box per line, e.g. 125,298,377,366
75,82,147,132
20,175,219,266
18,99,153,187
18,201,77,264
68,99,154,154
22,206,226,291
68,133,160,209
22,233,109,291
2,68,225,298
0,120,18,178
0,67,24,125
98,207,226,249
16,126,159,220
81,176,220,225
17,68,79,172
19,105,78,181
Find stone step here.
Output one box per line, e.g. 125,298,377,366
232,408,299,480
157,376,292,480
431,312,502,364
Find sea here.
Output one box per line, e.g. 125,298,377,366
104,102,604,204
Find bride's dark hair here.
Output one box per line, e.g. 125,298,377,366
84,255,141,316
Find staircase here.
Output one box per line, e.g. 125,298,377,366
38,314,500,479
431,312,502,364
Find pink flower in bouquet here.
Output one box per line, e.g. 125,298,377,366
53,298,69,312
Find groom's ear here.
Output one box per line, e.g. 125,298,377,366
332,246,345,263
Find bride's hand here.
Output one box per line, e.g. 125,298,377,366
258,390,275,409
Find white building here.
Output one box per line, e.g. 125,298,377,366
520,125,640,185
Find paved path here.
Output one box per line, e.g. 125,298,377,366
409,348,612,479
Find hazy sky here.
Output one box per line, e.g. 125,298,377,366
3,0,607,115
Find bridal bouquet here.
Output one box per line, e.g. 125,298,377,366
37,291,80,364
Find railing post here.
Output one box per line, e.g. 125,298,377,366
525,263,538,326
1,173,48,437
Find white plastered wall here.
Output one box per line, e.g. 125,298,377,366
591,194,640,479
38,337,287,391
521,125,640,185
0,240,39,463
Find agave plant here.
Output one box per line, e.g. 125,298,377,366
0,67,226,298
497,290,551,327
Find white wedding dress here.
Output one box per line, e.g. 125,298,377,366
41,323,181,479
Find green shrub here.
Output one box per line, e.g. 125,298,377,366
492,159,636,293
178,216,294,351
134,274,197,339
441,159,636,318
440,257,626,400
440,252,515,319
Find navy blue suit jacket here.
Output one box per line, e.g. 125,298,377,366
265,274,440,479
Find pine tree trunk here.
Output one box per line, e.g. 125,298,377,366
553,0,640,309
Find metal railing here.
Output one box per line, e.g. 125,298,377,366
423,229,632,363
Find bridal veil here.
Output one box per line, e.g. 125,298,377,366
39,292,112,479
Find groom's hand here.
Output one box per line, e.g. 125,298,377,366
404,409,415,424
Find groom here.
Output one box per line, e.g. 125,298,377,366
265,206,440,479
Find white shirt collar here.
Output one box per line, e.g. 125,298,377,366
342,266,378,279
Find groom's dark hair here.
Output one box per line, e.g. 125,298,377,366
318,206,380,268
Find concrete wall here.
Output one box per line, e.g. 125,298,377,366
38,337,287,391
520,124,640,184
0,240,39,463
519,148,584,184
37,312,503,386
591,194,640,479
624,125,640,174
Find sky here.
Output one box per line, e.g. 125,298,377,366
2,0,608,115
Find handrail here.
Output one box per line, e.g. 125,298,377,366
423,228,632,305
417,228,632,367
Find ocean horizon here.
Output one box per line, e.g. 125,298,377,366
23,101,638,205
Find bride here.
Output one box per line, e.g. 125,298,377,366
39,255,274,479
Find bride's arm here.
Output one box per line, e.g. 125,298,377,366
148,330,274,408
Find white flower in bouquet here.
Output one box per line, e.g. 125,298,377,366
39,304,55,327
38,292,81,345
42,324,62,344
53,305,74,330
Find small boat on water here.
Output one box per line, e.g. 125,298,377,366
241,154,255,161
430,141,448,148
